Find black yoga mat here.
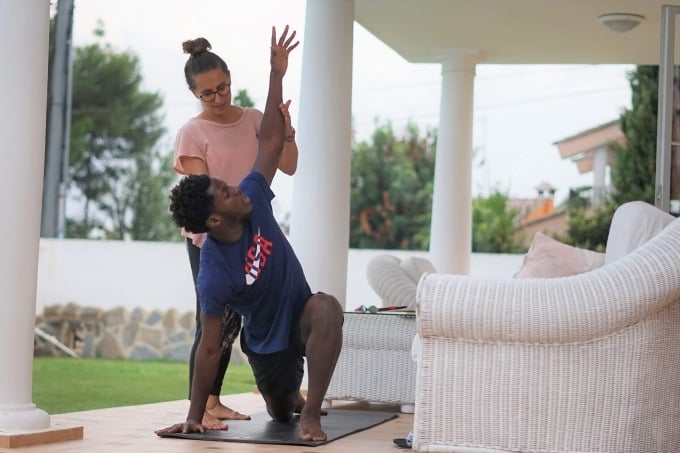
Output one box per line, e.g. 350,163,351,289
157,409,398,446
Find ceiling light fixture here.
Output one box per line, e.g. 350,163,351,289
598,13,645,32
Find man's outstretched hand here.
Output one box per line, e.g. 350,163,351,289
154,419,227,436
271,25,299,76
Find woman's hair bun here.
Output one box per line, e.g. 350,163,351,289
182,37,212,56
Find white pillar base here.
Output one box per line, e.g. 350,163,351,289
0,422,83,449
0,403,50,431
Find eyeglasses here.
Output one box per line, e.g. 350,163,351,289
199,83,230,102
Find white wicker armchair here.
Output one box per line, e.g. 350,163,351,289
414,217,680,453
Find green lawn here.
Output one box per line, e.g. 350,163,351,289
32,357,255,415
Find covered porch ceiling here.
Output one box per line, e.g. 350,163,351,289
354,0,677,64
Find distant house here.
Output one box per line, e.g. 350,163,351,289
554,120,624,207
510,182,567,248
511,120,623,247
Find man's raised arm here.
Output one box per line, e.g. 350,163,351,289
253,25,299,186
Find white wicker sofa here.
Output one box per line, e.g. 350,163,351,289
414,204,680,452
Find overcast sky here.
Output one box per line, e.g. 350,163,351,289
69,0,634,217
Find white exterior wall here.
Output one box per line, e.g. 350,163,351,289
35,240,524,314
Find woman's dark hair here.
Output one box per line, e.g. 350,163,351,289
182,37,230,91
169,174,214,233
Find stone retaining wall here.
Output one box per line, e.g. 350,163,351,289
34,303,246,364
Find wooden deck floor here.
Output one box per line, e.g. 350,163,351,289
1,393,412,452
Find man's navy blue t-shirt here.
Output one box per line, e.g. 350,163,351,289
197,171,311,354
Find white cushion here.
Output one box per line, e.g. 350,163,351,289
400,256,437,283
366,254,418,309
604,201,676,265
515,232,605,278
367,254,437,310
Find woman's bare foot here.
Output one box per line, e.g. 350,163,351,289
201,411,229,430
295,392,327,415
299,413,326,441
205,399,251,420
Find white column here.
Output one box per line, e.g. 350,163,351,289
429,51,479,274
592,147,607,207
0,0,51,430
291,0,354,308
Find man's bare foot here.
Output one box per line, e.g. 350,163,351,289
201,411,228,430
295,392,327,416
206,401,251,420
299,413,326,441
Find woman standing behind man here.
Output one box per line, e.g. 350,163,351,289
174,37,298,429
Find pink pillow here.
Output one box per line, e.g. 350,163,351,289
515,232,605,278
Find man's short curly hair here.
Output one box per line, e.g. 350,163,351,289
169,174,214,234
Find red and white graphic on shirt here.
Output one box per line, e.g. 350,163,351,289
244,228,272,285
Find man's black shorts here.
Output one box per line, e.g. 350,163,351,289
240,311,306,397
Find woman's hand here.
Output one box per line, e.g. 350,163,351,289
279,99,295,141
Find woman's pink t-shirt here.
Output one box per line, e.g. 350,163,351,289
173,107,264,246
